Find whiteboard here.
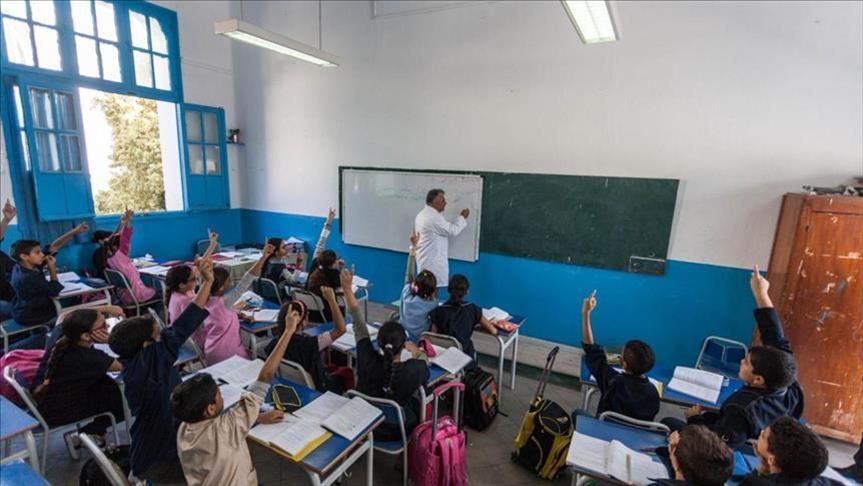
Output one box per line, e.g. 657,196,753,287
341,169,483,261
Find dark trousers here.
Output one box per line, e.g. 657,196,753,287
660,416,687,433
41,377,124,436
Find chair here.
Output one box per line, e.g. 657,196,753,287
290,289,327,323
695,336,748,378
3,366,120,474
598,411,670,434
104,269,163,317
277,359,316,389
195,239,219,256
345,390,410,486
1,320,50,353
419,331,462,351
255,278,283,306
76,434,130,486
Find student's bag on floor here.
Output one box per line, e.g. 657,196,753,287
463,365,498,431
511,347,573,480
408,381,468,486
79,444,131,486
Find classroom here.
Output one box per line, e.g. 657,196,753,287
0,0,861,485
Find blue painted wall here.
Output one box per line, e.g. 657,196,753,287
241,209,758,367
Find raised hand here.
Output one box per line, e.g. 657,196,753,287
582,290,597,314
208,229,219,244
2,199,16,221
284,309,301,335
74,222,90,234
338,268,353,290
120,209,133,224
45,254,57,271
326,207,336,224
750,265,769,296
262,243,276,259
320,285,336,302
196,257,214,282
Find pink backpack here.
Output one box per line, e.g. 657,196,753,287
0,349,45,406
408,381,468,486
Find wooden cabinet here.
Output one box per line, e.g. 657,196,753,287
765,194,863,443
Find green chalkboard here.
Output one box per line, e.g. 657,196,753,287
478,173,679,274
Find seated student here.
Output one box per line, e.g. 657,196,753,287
306,249,344,321
835,434,863,482
262,208,335,287
399,230,438,342
343,270,430,437
165,231,219,344
429,274,497,364
9,223,89,328
664,266,804,449
264,284,349,393
32,308,125,457
573,290,659,422
650,425,734,486
740,416,842,485
93,210,158,306
170,306,299,486
200,243,274,365
1,199,18,321
108,258,214,483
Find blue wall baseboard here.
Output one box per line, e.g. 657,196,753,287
241,209,757,367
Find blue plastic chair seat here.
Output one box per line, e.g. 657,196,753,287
373,439,405,452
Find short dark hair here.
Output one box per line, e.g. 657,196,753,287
212,266,230,295
317,249,337,268
11,239,41,260
622,339,655,376
108,316,156,359
749,345,797,389
171,373,219,423
412,270,437,299
447,274,469,303
767,416,828,480
426,189,445,205
675,425,733,485
93,230,113,242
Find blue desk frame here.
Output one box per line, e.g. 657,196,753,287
0,396,40,473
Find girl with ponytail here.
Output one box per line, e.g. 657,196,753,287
399,230,438,341
34,308,125,445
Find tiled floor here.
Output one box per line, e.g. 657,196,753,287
8,301,861,485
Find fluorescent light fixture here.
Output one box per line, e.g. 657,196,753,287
561,0,619,44
215,19,339,67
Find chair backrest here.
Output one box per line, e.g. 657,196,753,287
598,411,670,434
2,365,49,431
290,289,326,322
148,308,167,330
277,359,315,389
695,336,748,378
195,239,219,256
256,278,282,306
345,389,407,447
104,269,138,305
419,331,462,351
77,434,130,486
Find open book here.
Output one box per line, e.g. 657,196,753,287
482,307,511,322
331,323,378,351
566,432,667,485
666,366,725,404
431,347,473,374
292,392,382,440
248,414,331,460
197,356,264,387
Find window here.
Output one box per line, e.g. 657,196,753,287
70,1,121,82
128,9,171,91
182,105,228,209
1,0,62,71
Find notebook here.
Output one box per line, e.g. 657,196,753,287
666,367,725,404
566,432,668,485
431,347,473,374
252,309,280,322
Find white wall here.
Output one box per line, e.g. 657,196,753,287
230,0,862,269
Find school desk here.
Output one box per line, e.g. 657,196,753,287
0,459,48,486
579,359,745,411
51,277,113,315
476,315,526,402
0,396,40,473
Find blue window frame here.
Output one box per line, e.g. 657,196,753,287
0,0,63,72
181,104,229,210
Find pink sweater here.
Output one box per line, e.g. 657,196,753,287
107,226,156,305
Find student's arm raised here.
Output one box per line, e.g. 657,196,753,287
321,285,347,340
750,265,792,353
48,223,89,254
404,230,418,284
581,290,596,345
340,269,370,340
248,243,275,277
313,208,336,259
202,229,219,259
0,199,15,240
258,308,299,384
162,258,214,356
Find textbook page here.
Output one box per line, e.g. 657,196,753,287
565,431,609,471
321,396,381,440
57,271,81,282
269,419,330,458
332,333,358,351
673,367,724,389
432,347,473,374
668,367,724,403
252,309,279,322
607,441,668,485
293,391,351,424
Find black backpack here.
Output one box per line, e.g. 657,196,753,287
463,366,499,431
79,444,130,486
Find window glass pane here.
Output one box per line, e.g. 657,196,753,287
29,88,54,129
76,35,99,77
153,55,170,90
13,85,25,127
30,0,56,25
133,50,153,87
184,111,201,142
129,11,148,49
202,112,218,143
100,42,121,82
61,135,83,171
2,18,34,66
205,146,220,175
188,144,204,174
19,131,31,171
55,92,77,130
150,17,168,54
35,132,60,172
94,1,116,41
0,0,27,19
34,26,62,71
71,0,94,35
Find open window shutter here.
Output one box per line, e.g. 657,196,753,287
180,103,228,210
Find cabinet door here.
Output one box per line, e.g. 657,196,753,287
783,209,863,441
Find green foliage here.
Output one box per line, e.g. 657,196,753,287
93,94,166,214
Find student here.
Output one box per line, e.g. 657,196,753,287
200,243,274,364
32,308,125,457
166,230,219,347
343,269,430,437
108,258,214,483
93,210,158,306
264,283,349,392
665,266,803,449
1,199,18,321
306,249,343,321
429,274,497,364
399,229,438,341
170,306,300,486
650,425,734,486
835,435,862,482
573,290,659,422
262,208,334,286
740,416,842,485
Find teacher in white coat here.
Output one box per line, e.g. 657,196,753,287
414,188,470,286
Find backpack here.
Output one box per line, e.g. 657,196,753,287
408,381,468,486
79,444,131,486
463,366,498,431
0,349,45,406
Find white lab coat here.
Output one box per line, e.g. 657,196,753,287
414,205,467,285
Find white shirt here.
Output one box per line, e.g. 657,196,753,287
414,205,468,285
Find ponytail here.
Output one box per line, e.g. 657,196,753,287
377,320,407,397
34,309,99,398
382,343,396,395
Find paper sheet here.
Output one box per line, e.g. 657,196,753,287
60,281,93,295
482,306,511,322
215,251,243,258
139,265,170,277
321,396,381,440
431,347,473,374
293,391,350,424
252,309,280,322
57,271,81,283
